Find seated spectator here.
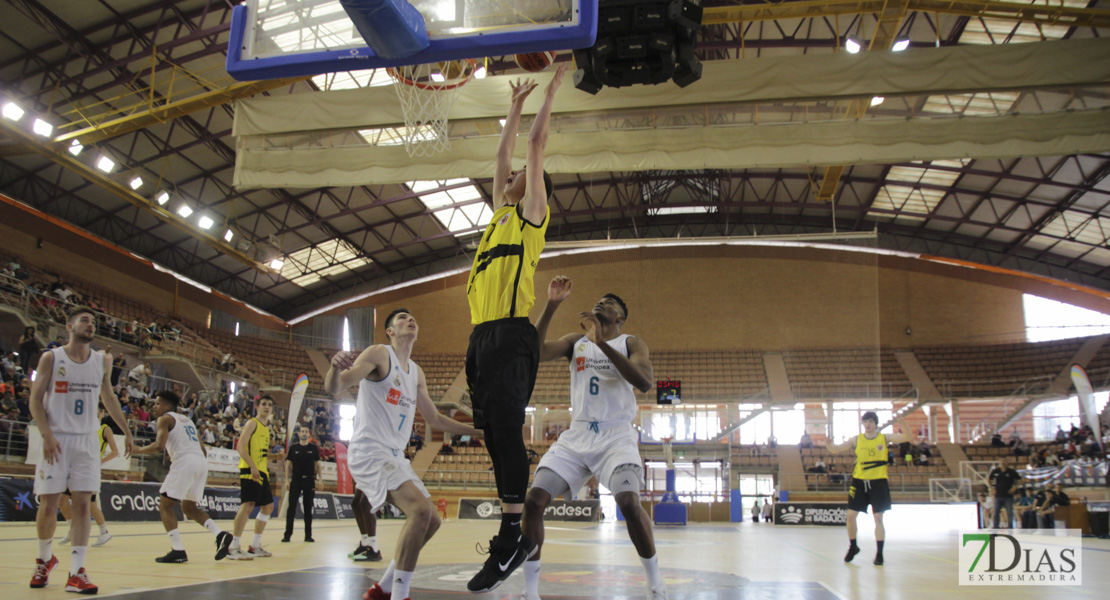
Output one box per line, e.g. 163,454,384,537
827,463,844,483
1059,442,1078,461
15,389,31,419
1037,489,1057,529
1007,429,1022,446
468,436,482,448
799,431,813,449
978,492,993,528
1012,438,1030,457
46,335,64,350
990,432,1006,447
766,435,777,449
1044,452,1060,466
1053,483,1070,506
526,445,539,463
440,443,455,455
808,458,827,474
1015,489,1036,529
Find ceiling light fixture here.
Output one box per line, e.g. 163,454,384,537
155,191,170,205
224,229,234,242
198,215,214,230
32,119,53,137
129,177,143,190
269,258,285,270
68,140,82,156
2,102,25,121
845,38,861,54
892,39,910,52
96,156,115,173
870,96,885,107
177,204,193,218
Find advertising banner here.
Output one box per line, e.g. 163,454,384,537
774,502,849,526
457,498,600,522
334,493,355,519
205,446,242,473
0,477,37,522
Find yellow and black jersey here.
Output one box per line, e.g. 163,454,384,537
467,203,550,324
238,417,270,478
852,432,889,480
98,424,110,458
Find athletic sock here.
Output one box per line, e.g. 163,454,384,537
98,524,108,536
70,546,87,574
524,560,542,597
231,535,241,550
252,533,263,548
38,538,53,562
498,512,522,542
392,569,413,600
640,553,664,590
203,519,221,537
168,529,185,551
849,538,858,548
876,540,885,556
379,560,397,593
362,534,377,551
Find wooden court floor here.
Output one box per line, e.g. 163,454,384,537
2,514,1108,599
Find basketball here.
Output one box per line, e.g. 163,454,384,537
514,51,557,73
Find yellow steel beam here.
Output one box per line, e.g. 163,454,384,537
0,117,271,274
53,77,304,146
703,0,1110,27
815,0,910,202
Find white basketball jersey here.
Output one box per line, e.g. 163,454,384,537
353,345,419,453
569,334,637,424
164,413,204,461
45,347,104,435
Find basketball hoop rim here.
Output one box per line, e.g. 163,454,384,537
387,58,477,91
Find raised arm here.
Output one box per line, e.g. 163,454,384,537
132,414,173,455
827,437,856,454
579,313,654,393
535,276,576,362
415,366,481,437
521,64,567,225
493,78,538,210
885,418,914,444
324,346,384,397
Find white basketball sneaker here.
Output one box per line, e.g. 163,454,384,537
226,547,255,560
247,545,272,558
92,531,112,547
59,531,71,545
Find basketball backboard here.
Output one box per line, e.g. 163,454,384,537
227,0,597,81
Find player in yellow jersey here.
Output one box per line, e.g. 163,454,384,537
465,63,567,594
828,411,913,566
58,406,118,547
227,395,274,560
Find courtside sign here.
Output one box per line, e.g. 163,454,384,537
959,530,1081,585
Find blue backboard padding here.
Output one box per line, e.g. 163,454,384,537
340,0,429,60
226,0,598,81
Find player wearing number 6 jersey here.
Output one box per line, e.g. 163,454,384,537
518,276,668,600
29,306,133,593
325,308,481,600
828,411,914,566
131,391,233,563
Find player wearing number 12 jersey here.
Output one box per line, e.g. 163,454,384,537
325,308,481,600
519,276,669,600
131,390,233,563
29,306,133,593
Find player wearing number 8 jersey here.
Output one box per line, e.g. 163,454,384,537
828,411,914,566
131,391,233,563
29,306,133,593
325,308,481,600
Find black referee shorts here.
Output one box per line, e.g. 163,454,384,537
465,317,539,429
847,477,892,513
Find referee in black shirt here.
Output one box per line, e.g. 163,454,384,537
283,425,321,542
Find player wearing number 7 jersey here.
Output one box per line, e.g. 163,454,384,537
29,305,133,593
131,390,233,563
325,308,482,600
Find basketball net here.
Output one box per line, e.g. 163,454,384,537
662,437,674,469
387,59,475,157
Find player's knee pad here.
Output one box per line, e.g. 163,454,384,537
608,463,643,496
530,467,571,500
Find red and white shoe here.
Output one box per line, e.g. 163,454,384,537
29,555,58,588
64,568,98,594
362,582,391,600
